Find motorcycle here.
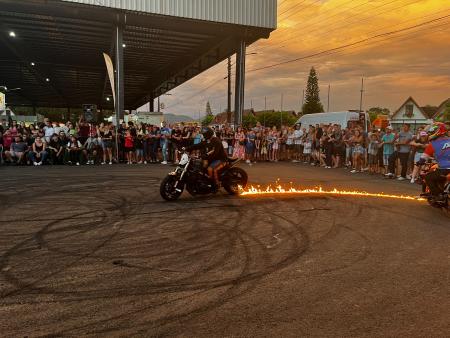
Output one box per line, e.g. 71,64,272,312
160,152,248,201
419,161,450,209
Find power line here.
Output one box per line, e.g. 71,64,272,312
251,0,418,54
247,14,450,73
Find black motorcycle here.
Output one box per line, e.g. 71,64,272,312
419,162,449,209
160,152,248,201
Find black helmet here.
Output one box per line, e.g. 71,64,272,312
201,127,214,140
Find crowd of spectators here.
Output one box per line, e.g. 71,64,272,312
0,117,446,184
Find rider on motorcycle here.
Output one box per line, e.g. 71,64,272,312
418,122,450,202
187,127,228,187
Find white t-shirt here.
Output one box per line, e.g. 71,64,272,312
286,133,294,145
44,126,54,142
293,130,303,145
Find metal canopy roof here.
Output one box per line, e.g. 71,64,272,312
0,0,275,110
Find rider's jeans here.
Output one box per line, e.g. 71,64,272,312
161,141,168,162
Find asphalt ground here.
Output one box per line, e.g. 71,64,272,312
0,163,449,337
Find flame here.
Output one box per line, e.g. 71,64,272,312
239,183,425,202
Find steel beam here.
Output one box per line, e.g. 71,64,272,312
234,40,246,127
115,20,124,121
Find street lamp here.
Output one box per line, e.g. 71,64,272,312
9,31,16,38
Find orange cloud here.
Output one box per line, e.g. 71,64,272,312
163,0,450,116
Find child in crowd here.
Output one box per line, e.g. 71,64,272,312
124,130,135,165
368,133,380,174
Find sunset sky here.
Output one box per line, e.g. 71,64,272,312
156,0,450,118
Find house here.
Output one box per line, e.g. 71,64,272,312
389,96,433,131
433,98,450,121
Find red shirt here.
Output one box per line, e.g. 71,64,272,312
124,135,134,148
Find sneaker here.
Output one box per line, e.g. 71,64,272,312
350,169,357,173
292,160,298,163
76,162,80,166
38,162,42,166
109,161,112,165
33,161,38,166
406,175,412,180
246,159,251,164
101,162,106,165
161,161,168,165
410,178,415,184
397,176,405,181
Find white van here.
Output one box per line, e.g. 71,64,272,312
296,111,369,130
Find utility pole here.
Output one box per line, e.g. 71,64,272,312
359,77,364,113
227,57,232,123
280,93,284,128
301,89,305,112
263,96,267,127
327,84,330,112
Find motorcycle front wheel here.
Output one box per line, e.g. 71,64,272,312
160,176,184,201
223,167,248,195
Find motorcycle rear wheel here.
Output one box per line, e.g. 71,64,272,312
160,176,184,201
223,167,248,195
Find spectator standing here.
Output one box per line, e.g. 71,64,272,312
245,129,256,164
381,126,395,175
124,130,135,165
292,124,303,162
410,131,429,183
368,133,380,174
387,124,413,180
350,129,364,173
233,127,246,160
160,122,171,165
99,123,113,165
43,120,54,143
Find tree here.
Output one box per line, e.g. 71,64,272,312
367,107,390,122
205,101,213,116
302,67,324,114
201,114,214,126
242,114,257,129
256,111,297,129
436,103,450,122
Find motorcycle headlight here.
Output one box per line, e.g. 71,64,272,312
179,153,189,166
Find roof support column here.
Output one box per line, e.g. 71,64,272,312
115,22,125,122
149,98,155,112
234,40,246,127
